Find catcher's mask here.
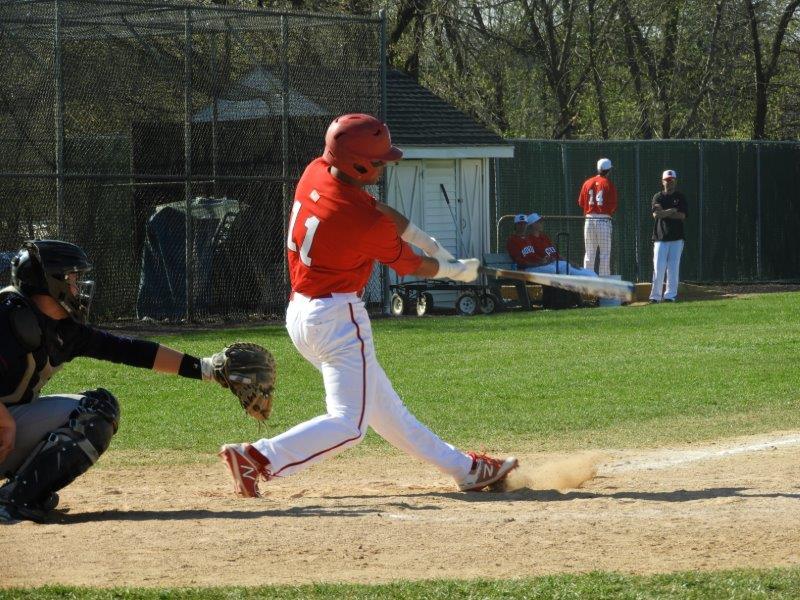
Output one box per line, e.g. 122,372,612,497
322,113,402,184
11,239,95,323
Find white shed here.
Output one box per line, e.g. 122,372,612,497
383,70,514,308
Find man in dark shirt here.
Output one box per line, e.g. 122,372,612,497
0,240,237,523
649,170,688,302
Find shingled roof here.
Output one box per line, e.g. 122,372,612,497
386,69,508,147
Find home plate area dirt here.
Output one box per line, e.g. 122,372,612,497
3,433,800,588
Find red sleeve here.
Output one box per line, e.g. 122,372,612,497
358,213,423,276
506,236,523,264
577,180,588,213
606,181,618,214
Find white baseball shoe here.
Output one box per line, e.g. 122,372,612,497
219,443,272,498
457,452,519,491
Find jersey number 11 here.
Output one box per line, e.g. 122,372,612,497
287,200,320,266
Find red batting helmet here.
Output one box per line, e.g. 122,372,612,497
323,114,402,183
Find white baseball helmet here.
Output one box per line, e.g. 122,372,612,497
597,158,612,172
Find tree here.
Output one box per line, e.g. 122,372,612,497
743,0,800,138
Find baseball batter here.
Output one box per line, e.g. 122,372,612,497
578,158,618,276
219,114,518,497
0,240,263,523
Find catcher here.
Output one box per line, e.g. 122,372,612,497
0,240,274,523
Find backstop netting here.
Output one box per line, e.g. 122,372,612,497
0,0,385,322
494,140,800,284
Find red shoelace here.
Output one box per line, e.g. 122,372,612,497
467,451,502,470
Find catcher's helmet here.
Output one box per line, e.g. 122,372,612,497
322,114,402,184
11,240,95,322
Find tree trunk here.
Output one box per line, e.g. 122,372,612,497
588,0,610,138
620,13,654,138
744,0,800,139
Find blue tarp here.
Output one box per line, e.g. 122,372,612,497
136,197,239,320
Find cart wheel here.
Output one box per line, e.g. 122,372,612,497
455,292,478,316
390,292,406,317
478,292,501,315
416,292,433,317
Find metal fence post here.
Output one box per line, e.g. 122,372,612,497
379,8,390,311
492,157,500,252
184,8,194,322
281,14,290,293
211,26,219,197
634,143,641,281
54,0,65,237
756,143,762,280
379,9,387,122
561,143,569,214
698,142,704,281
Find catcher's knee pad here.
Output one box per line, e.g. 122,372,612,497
75,388,120,434
0,388,120,509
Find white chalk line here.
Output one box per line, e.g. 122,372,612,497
381,501,791,525
601,433,800,475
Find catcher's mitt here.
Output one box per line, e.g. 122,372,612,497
210,342,275,420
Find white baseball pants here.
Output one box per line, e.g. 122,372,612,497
525,261,598,278
583,217,612,276
252,292,473,479
650,240,684,301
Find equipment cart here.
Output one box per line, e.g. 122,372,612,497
389,280,504,317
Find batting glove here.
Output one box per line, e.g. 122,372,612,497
435,258,480,283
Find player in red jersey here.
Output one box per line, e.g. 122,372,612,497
219,114,518,497
577,158,618,276
506,213,597,277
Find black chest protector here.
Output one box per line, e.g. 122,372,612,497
0,286,70,405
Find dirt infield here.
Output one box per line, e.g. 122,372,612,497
4,432,800,588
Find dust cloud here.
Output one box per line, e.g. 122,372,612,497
497,452,606,492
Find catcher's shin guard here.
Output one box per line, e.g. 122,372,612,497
0,388,119,518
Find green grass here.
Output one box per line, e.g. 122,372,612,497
47,292,800,464
11,294,800,598
4,568,800,599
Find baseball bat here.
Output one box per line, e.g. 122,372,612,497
479,266,634,302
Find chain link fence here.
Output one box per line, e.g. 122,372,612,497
494,140,800,284
0,0,386,323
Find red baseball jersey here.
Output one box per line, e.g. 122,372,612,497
577,175,618,216
506,233,560,266
287,158,422,297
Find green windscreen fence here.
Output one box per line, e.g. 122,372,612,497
494,140,800,283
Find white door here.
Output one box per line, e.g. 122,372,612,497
419,160,459,307
389,160,423,224
382,161,424,293
421,160,459,257
457,159,486,259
